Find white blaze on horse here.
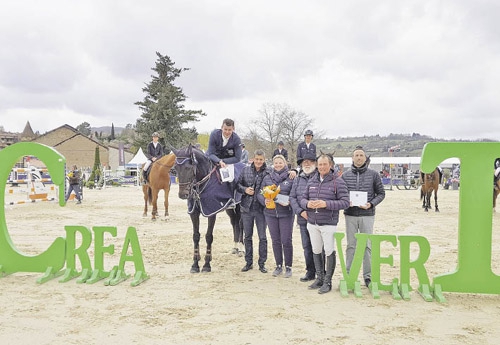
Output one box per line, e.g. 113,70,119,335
173,144,245,273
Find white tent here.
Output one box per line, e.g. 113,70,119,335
126,147,148,167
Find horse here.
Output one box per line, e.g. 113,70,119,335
142,153,176,220
494,178,500,212
173,144,244,273
420,168,442,212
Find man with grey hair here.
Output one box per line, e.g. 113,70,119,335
341,145,385,288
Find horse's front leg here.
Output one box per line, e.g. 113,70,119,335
190,209,202,273
434,191,439,212
202,215,217,273
424,192,430,212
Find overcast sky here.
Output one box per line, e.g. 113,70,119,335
1,0,499,140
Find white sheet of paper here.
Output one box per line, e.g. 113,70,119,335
274,194,290,205
220,164,235,182
350,191,367,207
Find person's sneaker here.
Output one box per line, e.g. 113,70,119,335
241,264,253,272
259,265,268,273
272,266,283,277
365,278,371,287
284,266,292,278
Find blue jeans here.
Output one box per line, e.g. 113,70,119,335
241,210,267,266
65,183,82,202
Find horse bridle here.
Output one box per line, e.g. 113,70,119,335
175,151,217,197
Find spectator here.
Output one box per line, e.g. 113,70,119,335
299,153,349,294
236,149,270,273
65,165,82,204
341,146,386,288
240,143,249,164
258,154,295,278
289,151,318,282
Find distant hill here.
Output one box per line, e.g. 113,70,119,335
315,133,499,157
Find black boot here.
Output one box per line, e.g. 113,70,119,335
143,170,148,184
308,254,324,289
319,251,336,294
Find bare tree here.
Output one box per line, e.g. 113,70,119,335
248,103,315,166
279,109,314,167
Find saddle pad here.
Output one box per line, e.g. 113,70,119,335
188,162,245,217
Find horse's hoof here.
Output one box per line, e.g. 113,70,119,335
151,218,157,222
190,266,200,273
435,209,440,212
231,248,238,254
142,213,147,218
202,266,211,273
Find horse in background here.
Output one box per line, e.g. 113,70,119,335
173,144,244,273
494,178,500,212
142,153,176,220
420,168,442,212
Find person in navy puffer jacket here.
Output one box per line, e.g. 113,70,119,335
299,153,350,294
258,155,295,278
289,151,318,282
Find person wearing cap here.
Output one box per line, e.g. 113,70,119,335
299,153,350,294
289,151,318,282
296,129,316,167
240,143,249,164
273,141,288,161
341,145,385,288
206,118,242,168
143,132,164,183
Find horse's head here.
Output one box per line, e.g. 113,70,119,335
173,144,208,199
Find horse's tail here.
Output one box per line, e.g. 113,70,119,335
420,186,424,200
147,186,153,205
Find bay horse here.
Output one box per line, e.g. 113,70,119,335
420,168,442,212
173,144,244,273
142,153,176,220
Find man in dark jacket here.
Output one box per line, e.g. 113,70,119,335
206,118,242,168
65,165,82,204
296,129,316,166
341,146,386,288
236,149,270,273
273,141,288,161
299,154,350,294
143,132,163,183
289,151,317,282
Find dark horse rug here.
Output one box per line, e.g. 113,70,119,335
188,162,245,217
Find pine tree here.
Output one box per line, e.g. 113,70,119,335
134,52,205,151
88,145,101,188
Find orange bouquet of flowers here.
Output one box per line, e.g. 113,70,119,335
261,184,281,209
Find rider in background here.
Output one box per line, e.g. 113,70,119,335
143,132,163,183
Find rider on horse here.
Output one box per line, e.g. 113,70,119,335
143,131,164,183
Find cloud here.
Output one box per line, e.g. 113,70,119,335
0,0,499,141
